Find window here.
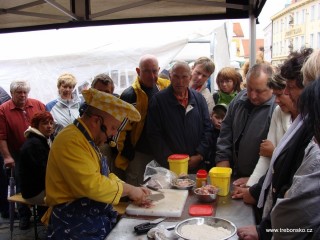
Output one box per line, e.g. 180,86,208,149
295,37,299,50
317,32,320,49
311,5,315,21
301,9,305,23
289,14,294,25
284,17,287,29
295,11,299,24
318,3,320,19
310,33,314,48
273,42,276,56
301,36,305,48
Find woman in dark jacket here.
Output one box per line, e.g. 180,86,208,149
20,111,54,205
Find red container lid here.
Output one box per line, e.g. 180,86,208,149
189,204,214,216
197,169,208,178
168,154,189,160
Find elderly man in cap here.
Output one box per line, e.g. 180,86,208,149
45,88,150,239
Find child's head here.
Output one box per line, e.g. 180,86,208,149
211,104,227,129
216,67,242,94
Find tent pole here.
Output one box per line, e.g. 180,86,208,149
249,0,256,67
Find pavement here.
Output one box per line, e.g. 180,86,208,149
0,214,46,240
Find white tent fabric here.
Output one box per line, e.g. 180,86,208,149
0,20,229,104
0,37,187,103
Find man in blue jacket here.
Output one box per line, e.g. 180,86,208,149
147,61,212,173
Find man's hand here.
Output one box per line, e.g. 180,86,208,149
237,225,259,240
233,177,249,187
4,156,15,168
188,154,203,169
123,184,151,205
231,186,246,199
216,160,230,168
232,186,256,205
259,139,274,158
0,140,15,168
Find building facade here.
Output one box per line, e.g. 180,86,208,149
271,0,320,65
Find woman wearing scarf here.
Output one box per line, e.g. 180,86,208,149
271,78,320,240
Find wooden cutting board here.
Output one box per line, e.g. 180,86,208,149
126,189,188,217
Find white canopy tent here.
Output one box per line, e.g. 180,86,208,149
0,20,232,103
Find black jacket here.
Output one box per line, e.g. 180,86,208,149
250,122,313,240
20,131,50,199
147,85,213,169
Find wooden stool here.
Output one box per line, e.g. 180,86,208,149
8,193,47,240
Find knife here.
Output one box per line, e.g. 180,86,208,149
142,176,151,185
145,185,163,193
147,193,165,201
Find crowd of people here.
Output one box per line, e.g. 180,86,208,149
0,49,319,239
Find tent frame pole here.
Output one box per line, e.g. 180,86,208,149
249,0,256,67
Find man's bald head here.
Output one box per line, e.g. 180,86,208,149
136,54,160,88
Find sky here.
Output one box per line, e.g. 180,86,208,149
257,0,289,34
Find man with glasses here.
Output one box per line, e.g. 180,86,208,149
215,63,276,187
0,80,45,229
45,88,150,239
79,73,119,174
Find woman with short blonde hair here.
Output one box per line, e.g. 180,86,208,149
46,73,80,136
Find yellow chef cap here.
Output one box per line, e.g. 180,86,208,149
82,88,141,122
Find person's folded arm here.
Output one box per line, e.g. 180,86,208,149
147,96,172,166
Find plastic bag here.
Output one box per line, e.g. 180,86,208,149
147,225,178,240
143,160,177,189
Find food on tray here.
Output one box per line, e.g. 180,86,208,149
176,179,193,187
196,185,218,195
180,224,231,240
171,178,195,190
138,200,155,208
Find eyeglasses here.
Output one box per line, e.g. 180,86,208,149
219,79,233,84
